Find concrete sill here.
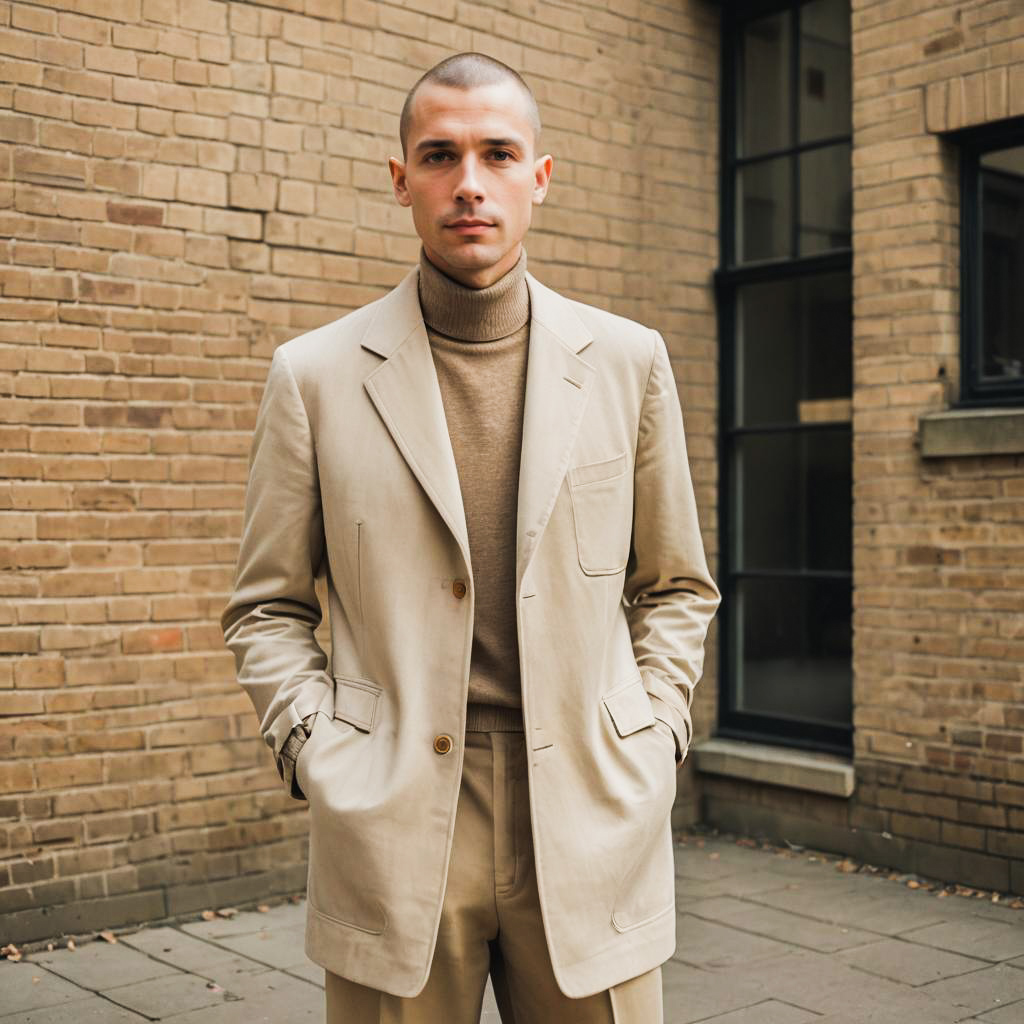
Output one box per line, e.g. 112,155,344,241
692,738,855,798
918,406,1024,457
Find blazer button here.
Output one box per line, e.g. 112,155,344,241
433,734,453,755
452,579,467,599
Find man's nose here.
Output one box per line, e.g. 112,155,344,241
453,156,485,204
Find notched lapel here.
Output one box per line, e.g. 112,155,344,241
517,272,595,588
361,268,471,572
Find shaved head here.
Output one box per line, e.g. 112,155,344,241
399,52,541,159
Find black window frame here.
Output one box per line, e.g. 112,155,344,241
951,114,1024,408
714,0,854,757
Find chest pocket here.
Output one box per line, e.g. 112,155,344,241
567,451,633,576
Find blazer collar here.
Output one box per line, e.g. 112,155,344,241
359,262,596,589
358,265,593,358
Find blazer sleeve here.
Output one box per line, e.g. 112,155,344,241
220,346,333,784
622,330,722,764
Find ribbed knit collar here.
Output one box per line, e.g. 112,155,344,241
417,245,530,343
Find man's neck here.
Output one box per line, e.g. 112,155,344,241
417,244,529,343
421,243,523,289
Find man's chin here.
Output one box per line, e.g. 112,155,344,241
436,241,499,267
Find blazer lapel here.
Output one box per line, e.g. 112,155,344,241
516,271,595,588
360,268,472,572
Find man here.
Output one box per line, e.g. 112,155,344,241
221,52,721,1023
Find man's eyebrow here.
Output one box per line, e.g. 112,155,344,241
414,138,455,153
481,136,525,148
414,136,526,153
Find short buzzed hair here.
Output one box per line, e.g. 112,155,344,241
399,52,542,159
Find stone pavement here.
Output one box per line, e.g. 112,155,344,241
3,828,1024,1023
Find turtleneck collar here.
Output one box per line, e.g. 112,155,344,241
417,245,530,343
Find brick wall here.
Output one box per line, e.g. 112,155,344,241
704,0,1024,895
0,0,721,942
852,0,1024,891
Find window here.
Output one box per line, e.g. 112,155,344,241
715,0,853,755
956,117,1024,407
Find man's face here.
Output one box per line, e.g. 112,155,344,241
389,80,553,288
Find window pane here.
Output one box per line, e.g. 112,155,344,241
736,273,852,427
798,0,851,145
737,155,792,262
733,427,851,573
740,9,792,158
799,142,852,255
980,146,1024,383
734,575,852,728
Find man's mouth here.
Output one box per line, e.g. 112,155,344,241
446,220,494,235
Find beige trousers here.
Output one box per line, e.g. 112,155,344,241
325,730,664,1023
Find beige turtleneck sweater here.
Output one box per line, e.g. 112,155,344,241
418,245,529,732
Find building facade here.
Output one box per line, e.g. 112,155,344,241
0,0,1021,944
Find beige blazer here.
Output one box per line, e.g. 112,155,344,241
220,264,721,999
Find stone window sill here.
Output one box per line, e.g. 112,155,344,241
918,406,1024,457
692,737,855,798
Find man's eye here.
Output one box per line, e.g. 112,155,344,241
425,152,451,163
491,150,513,161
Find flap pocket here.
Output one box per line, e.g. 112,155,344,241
332,674,382,732
603,678,656,738
568,451,627,488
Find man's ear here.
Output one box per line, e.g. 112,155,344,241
532,153,553,205
389,156,411,207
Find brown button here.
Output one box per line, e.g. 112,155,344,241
433,734,453,755
452,579,467,599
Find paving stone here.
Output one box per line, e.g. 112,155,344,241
178,910,277,942
163,969,323,1024
24,940,182,992
193,959,279,989
902,917,1024,962
683,895,882,953
838,937,988,986
976,999,1024,1023
102,970,240,1019
482,978,500,1022
283,960,325,987
0,995,150,1023
920,964,1024,1016
676,868,804,901
0,961,92,1015
695,999,820,1023
716,948,969,1021
662,958,779,1023
813,1005,975,1024
119,926,260,974
749,879,952,936
673,914,795,969
205,924,313,971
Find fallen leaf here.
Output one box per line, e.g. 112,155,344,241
907,880,920,889
201,910,216,921
708,852,719,860
67,939,76,951
46,943,54,952
215,908,238,919
99,931,117,943
837,859,859,873
1009,900,1024,910
992,893,1001,903
257,905,270,913
206,982,224,992
1,943,21,962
